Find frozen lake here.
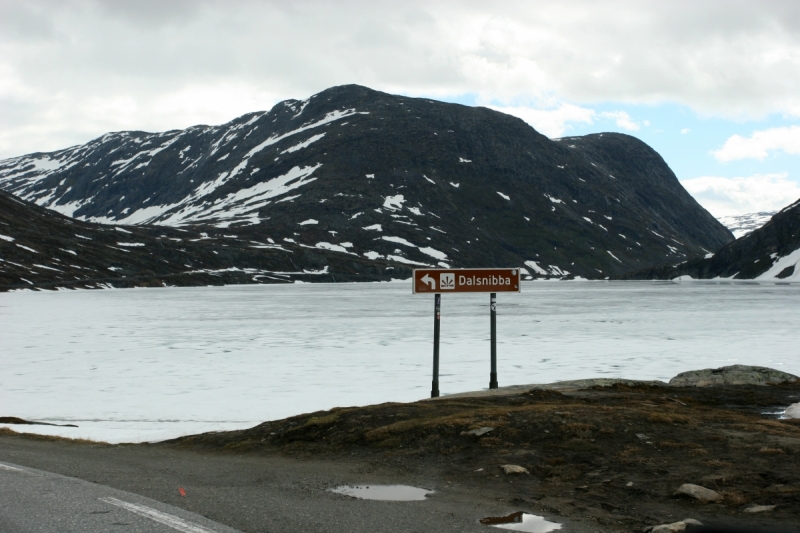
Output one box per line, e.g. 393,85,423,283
2,280,799,443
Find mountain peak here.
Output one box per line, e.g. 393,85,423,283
0,85,732,280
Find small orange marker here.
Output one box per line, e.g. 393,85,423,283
178,487,186,496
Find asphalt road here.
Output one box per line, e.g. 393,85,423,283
0,436,576,533
0,461,241,533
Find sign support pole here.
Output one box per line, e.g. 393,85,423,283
432,293,441,398
489,292,498,389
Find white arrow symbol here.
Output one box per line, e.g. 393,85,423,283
421,274,436,290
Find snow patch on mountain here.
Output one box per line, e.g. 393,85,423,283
246,109,363,160
382,235,415,247
756,247,800,281
383,194,405,210
281,133,326,154
115,164,320,227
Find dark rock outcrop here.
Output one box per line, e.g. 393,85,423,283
669,365,799,387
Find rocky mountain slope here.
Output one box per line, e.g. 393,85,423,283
0,85,732,279
622,197,800,281
0,189,400,291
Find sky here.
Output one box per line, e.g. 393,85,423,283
3,1,800,217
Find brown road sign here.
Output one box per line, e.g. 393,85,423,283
412,268,521,294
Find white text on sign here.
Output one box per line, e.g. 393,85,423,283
458,274,513,287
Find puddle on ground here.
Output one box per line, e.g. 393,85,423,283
480,512,562,532
329,484,433,501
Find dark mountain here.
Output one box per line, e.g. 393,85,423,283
0,189,402,291
0,85,732,280
622,198,800,281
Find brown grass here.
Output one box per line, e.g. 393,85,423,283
721,491,748,505
647,412,691,424
688,447,709,456
0,427,107,446
564,423,595,438
705,459,733,468
619,445,641,458
759,447,785,454
479,437,503,448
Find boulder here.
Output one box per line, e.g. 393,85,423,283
783,403,800,419
647,518,703,533
669,365,799,387
500,464,530,475
743,504,776,513
461,427,495,436
675,483,723,502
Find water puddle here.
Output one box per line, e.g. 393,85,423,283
480,512,562,532
329,484,433,501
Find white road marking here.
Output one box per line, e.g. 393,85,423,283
99,497,219,533
0,463,26,472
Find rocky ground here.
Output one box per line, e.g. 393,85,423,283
162,368,800,532
3,367,800,532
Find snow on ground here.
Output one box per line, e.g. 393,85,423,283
1,281,799,443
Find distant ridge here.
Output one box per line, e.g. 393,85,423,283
0,84,733,280
622,198,800,281
718,211,776,238
0,189,397,291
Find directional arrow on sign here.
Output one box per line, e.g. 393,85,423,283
421,274,436,290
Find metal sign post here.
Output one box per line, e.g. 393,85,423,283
490,292,498,389
432,293,441,398
413,268,520,397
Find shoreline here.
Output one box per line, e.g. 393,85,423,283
3,369,800,532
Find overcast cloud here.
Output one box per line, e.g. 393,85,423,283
3,0,800,214
713,126,800,162
682,173,800,217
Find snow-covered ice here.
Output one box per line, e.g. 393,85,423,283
1,281,799,443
